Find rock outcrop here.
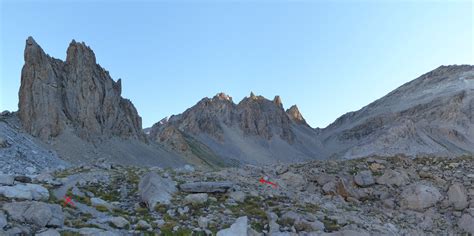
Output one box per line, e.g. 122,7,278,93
19,37,145,141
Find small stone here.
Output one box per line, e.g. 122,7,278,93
178,206,189,215
448,183,469,210
108,216,129,229
198,216,209,229
184,193,208,205
183,165,195,172
459,214,474,234
229,190,246,203
136,220,151,230
354,170,375,187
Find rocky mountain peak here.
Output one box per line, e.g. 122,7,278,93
18,37,145,142
24,36,47,65
273,95,283,108
66,39,97,66
213,92,233,102
286,105,308,125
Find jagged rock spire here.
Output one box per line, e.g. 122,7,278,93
19,37,145,141
286,105,308,125
273,95,283,108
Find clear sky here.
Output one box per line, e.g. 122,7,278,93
0,0,472,129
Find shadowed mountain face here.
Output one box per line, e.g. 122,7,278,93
149,93,325,166
319,65,474,158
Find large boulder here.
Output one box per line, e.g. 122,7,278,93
399,184,442,211
447,183,468,210
2,201,64,228
217,216,249,236
0,183,49,200
139,172,176,209
179,181,233,193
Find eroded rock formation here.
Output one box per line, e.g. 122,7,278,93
19,37,145,141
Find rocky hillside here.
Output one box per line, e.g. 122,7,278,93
320,65,474,159
149,93,324,167
1,155,474,235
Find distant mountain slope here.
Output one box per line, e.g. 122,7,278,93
320,65,474,158
149,93,325,166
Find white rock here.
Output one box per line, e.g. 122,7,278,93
198,216,209,229
183,165,195,172
184,193,208,205
0,174,14,186
448,183,468,210
217,216,248,236
108,216,129,229
0,183,49,200
229,190,246,203
400,184,442,211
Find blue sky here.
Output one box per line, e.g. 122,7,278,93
0,0,472,129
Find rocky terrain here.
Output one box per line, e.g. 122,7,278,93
1,155,474,235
